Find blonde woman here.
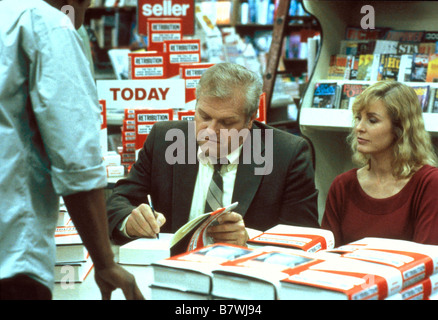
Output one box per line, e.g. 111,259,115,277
322,80,438,246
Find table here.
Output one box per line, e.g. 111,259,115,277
53,264,153,300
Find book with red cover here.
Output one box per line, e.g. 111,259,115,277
163,39,201,78
128,51,167,79
247,224,335,253
211,247,327,300
334,237,438,278
279,256,404,300
394,273,438,300
134,108,173,151
150,242,255,295
146,17,183,52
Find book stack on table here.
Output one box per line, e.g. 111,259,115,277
144,224,438,300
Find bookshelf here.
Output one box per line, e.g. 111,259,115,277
299,1,438,220
224,0,321,124
84,6,137,79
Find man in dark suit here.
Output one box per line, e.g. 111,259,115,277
107,63,319,247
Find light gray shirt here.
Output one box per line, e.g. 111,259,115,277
0,0,107,291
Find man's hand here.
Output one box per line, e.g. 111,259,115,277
207,212,248,246
94,263,144,300
126,203,166,238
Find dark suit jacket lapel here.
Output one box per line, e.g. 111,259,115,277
232,123,265,218
171,121,199,230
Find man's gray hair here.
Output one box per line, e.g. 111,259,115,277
196,63,263,119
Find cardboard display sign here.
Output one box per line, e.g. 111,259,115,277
179,62,214,103
96,79,186,111
146,18,183,52
135,109,174,150
177,110,195,121
98,100,108,155
164,39,201,78
257,92,267,124
138,0,195,36
128,51,167,79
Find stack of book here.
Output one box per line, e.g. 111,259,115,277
54,209,93,284
148,225,438,300
314,27,438,112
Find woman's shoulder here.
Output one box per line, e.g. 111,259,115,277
330,168,360,190
414,165,438,183
334,168,359,182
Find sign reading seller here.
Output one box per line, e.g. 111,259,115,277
138,0,195,36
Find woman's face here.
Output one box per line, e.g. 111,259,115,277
354,100,396,158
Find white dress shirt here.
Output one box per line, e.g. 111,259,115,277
188,145,241,221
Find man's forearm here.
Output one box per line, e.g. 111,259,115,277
63,188,115,269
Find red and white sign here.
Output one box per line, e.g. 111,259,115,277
164,39,201,78
146,18,183,52
179,62,214,103
177,110,195,121
138,0,195,36
256,92,266,124
128,51,167,79
135,108,174,150
96,79,186,111
98,100,108,154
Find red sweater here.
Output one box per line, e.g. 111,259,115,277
321,165,438,246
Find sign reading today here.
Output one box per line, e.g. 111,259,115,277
137,0,195,36
96,79,186,111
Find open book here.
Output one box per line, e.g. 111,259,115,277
170,202,238,256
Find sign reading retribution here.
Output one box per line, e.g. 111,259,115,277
137,0,195,36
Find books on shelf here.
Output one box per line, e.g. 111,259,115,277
426,53,438,83
397,54,414,82
410,53,430,82
247,224,335,253
327,54,354,80
356,54,374,81
432,88,438,113
410,84,430,112
327,26,438,86
312,82,340,109
384,30,424,42
380,54,400,80
344,26,388,41
339,83,369,110
317,26,438,119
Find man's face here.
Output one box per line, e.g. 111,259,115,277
194,94,255,160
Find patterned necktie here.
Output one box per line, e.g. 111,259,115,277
204,163,224,213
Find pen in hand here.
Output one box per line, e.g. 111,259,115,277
147,194,159,239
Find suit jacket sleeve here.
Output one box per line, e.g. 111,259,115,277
106,124,156,245
278,137,319,228
241,126,319,231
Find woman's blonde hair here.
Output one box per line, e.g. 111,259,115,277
347,80,437,178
